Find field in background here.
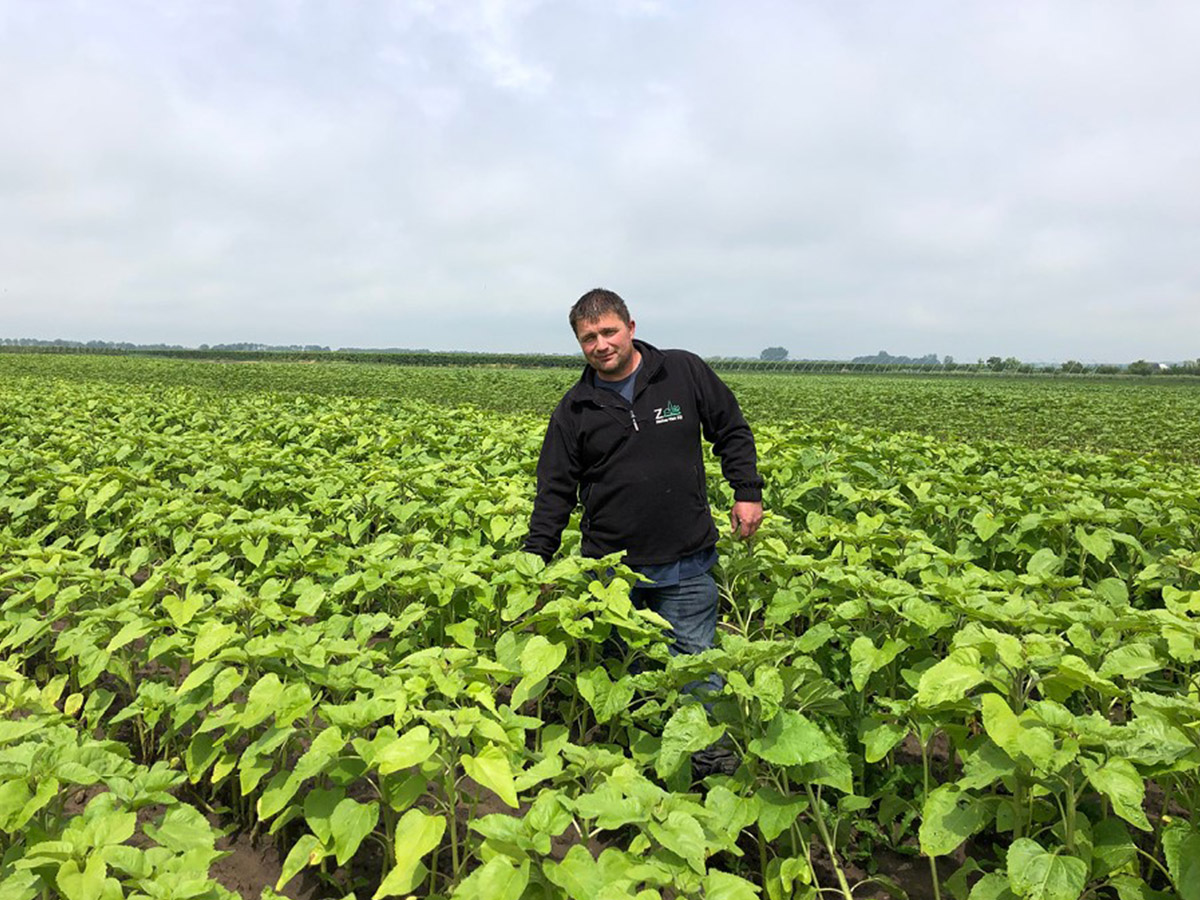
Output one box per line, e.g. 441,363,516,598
4,353,1200,459
1,354,1198,900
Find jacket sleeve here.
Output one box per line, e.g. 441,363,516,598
688,355,764,503
523,408,581,561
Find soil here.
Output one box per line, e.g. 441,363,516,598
211,829,321,900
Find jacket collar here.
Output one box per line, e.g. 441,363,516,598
570,339,664,404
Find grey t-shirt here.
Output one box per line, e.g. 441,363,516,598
593,362,640,404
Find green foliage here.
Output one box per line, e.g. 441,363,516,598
0,354,1197,898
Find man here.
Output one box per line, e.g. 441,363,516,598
524,288,764,775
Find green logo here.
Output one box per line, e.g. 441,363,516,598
654,402,683,425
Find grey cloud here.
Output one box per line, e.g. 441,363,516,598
1,1,1198,361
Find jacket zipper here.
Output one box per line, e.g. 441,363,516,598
629,409,639,431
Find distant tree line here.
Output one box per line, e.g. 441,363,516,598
3,337,1197,375
198,342,332,352
0,337,189,350
749,347,1200,376
852,350,941,366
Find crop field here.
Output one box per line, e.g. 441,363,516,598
1,354,1198,900
5,353,1200,459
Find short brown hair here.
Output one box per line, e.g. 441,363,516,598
569,288,630,335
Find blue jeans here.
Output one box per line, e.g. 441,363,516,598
632,571,723,699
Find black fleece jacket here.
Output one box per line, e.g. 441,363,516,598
524,340,763,566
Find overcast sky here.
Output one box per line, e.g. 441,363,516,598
3,1,1199,361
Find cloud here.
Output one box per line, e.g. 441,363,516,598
1,1,1198,360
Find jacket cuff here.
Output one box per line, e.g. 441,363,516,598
522,539,554,563
732,486,763,503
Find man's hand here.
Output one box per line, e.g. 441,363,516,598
730,501,763,539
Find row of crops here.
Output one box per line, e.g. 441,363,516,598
3,353,1200,460
1,356,1198,900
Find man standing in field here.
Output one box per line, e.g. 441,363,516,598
524,288,764,775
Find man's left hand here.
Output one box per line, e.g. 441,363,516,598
730,501,763,539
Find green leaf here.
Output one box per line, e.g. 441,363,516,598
276,833,326,892
257,770,302,822
1163,822,1200,900
444,618,477,649
375,810,446,898
919,784,990,857
192,621,237,663
1083,757,1150,832
657,704,725,778
576,666,635,724
571,780,645,830
916,649,985,707
143,805,216,853
1109,875,1175,900
304,787,343,845
241,536,269,567
766,854,814,900
375,726,438,775
461,743,519,808
748,709,835,768
55,855,107,900
239,673,285,728
1097,644,1162,681
705,785,761,839
1093,578,1129,607
1006,838,1087,900
1026,549,1063,578
647,810,708,875
294,582,325,616
0,719,43,746
755,787,808,841
860,719,908,764
1075,526,1113,562
176,660,221,695
105,618,152,654
969,873,1016,900
980,693,1056,771
512,635,567,707
703,869,760,900
0,779,31,831
450,855,530,900
753,666,785,719
542,844,611,900
972,509,1002,542
329,798,379,866
91,809,137,847
162,592,205,629
85,479,122,519
1091,818,1137,879
849,636,878,693
101,844,150,880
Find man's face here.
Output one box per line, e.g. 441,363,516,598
575,312,638,381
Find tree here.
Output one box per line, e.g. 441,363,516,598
760,346,789,361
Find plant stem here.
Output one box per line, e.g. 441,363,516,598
803,783,854,900
922,735,943,900
1063,778,1077,854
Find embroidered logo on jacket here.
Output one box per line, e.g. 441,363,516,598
654,401,683,424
